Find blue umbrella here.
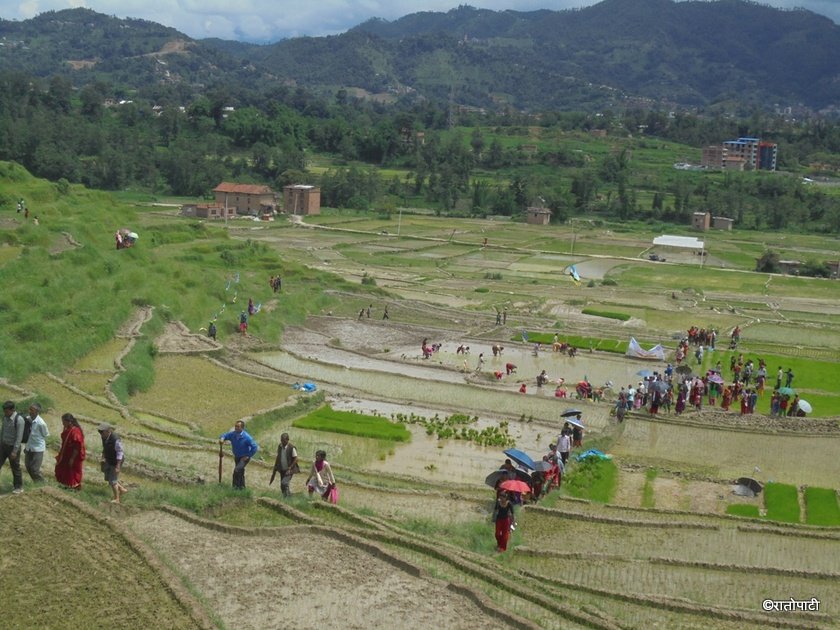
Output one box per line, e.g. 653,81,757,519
637,369,654,377
503,448,536,471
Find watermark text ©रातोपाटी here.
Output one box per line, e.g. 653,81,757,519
762,597,820,612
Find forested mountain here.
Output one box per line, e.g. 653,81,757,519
2,3,840,238
2,2,840,111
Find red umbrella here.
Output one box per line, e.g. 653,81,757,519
499,479,531,494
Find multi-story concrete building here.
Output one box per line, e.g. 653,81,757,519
721,137,777,171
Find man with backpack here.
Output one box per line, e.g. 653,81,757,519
23,402,49,483
1,401,25,494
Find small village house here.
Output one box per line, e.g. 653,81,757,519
212,183,277,217
525,205,552,225
283,185,321,215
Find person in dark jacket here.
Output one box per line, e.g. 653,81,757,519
98,423,127,503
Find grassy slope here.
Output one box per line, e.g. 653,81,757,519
0,164,358,381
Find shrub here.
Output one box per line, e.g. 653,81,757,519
483,272,503,280
361,272,377,286
474,287,489,293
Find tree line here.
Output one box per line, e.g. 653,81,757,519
0,69,839,233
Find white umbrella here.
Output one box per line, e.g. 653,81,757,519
797,400,812,414
128,232,139,239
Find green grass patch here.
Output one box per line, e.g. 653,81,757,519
726,503,760,518
516,331,630,354
581,308,631,321
804,487,840,526
293,405,411,441
764,482,801,524
641,467,658,508
563,457,617,503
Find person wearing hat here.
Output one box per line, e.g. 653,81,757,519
98,423,128,503
1,401,25,494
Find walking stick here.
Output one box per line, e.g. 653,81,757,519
218,442,224,484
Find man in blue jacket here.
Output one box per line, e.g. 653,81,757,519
219,420,258,490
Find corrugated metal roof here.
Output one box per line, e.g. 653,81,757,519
213,182,274,194
653,235,704,249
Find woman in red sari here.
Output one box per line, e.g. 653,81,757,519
55,413,85,489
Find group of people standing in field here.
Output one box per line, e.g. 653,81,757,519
0,401,127,503
614,324,808,420
218,423,338,503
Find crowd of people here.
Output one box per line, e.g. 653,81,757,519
0,401,128,503
611,327,807,419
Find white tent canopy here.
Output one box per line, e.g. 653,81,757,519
626,338,666,361
652,235,704,249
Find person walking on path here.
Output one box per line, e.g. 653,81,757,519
55,413,85,490
23,402,49,483
492,491,516,552
305,449,337,502
98,423,128,503
272,433,299,498
1,401,25,493
557,427,572,465
219,420,258,490
382,305,389,320
571,414,584,448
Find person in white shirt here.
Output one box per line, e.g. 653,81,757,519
557,428,572,465
23,402,49,483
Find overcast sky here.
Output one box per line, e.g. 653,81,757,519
1,1,837,42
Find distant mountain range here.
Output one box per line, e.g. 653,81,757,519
2,1,839,112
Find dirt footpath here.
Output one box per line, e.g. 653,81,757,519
128,511,511,630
